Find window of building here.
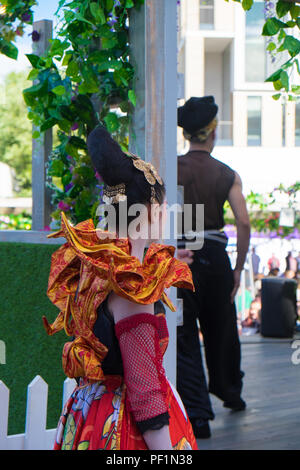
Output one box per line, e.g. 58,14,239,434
296,102,300,146
200,0,214,30
247,96,262,146
245,0,265,82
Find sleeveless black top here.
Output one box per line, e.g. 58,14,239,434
178,150,235,231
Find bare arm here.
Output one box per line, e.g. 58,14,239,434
227,172,251,302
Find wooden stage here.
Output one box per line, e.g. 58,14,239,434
196,333,300,450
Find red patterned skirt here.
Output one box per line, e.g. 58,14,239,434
53,375,198,450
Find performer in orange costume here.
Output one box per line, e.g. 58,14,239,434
43,126,198,451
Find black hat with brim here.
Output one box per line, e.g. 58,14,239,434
178,96,218,134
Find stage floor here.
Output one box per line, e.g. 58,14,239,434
196,333,300,450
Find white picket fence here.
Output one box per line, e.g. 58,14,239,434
0,375,77,450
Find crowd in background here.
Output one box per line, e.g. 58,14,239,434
227,246,300,337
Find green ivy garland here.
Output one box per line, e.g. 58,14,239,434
0,1,37,59
1,0,144,228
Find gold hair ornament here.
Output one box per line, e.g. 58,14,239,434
102,183,126,204
183,118,218,142
127,152,163,186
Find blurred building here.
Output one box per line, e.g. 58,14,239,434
177,0,300,195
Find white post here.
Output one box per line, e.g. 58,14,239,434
62,378,77,409
130,0,178,385
24,375,48,450
0,381,9,449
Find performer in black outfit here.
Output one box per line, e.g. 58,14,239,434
176,96,251,439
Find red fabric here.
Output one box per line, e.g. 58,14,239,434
115,313,169,425
53,376,198,450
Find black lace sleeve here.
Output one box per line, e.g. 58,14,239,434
136,412,170,434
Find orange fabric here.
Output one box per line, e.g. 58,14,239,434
43,212,195,381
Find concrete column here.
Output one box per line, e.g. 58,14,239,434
31,20,53,231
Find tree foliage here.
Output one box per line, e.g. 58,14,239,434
228,0,300,100
0,71,32,196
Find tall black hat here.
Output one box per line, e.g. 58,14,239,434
177,96,218,135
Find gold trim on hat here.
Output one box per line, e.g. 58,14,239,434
183,117,218,142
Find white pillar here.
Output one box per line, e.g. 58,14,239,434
31,20,53,231
130,0,178,385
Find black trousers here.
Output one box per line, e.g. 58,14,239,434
176,239,244,422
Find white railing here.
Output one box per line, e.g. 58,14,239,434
0,375,77,450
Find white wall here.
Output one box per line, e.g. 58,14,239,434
212,146,300,196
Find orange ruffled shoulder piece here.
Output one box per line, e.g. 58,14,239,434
43,212,195,381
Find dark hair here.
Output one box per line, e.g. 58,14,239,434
87,126,166,228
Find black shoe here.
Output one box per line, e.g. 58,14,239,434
190,419,211,439
223,398,246,412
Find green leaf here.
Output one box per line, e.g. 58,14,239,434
65,143,79,159
266,42,276,52
276,1,291,18
106,0,114,10
32,130,40,139
102,36,118,49
272,94,281,101
68,136,87,150
285,21,296,28
48,159,65,177
278,28,286,42
90,3,106,25
265,68,282,83
50,39,70,58
41,117,58,132
73,12,94,25
104,112,120,133
262,18,287,36
0,39,18,60
58,119,72,133
66,60,79,77
291,85,300,95
290,4,300,20
78,80,99,94
27,69,39,80
282,35,300,56
288,94,298,102
241,0,253,11
128,89,136,106
125,0,135,7
62,51,73,66
25,54,45,68
52,85,66,96
280,71,289,91
62,172,72,187
273,79,283,91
